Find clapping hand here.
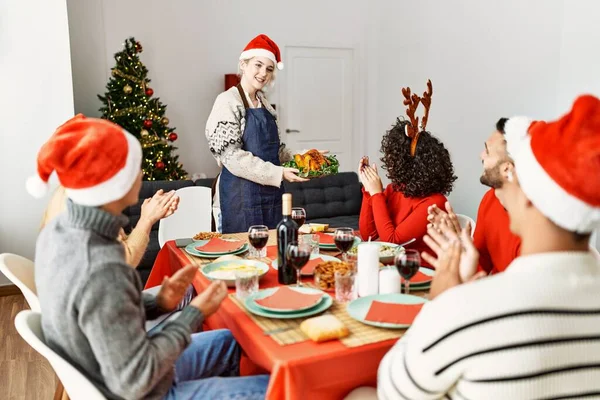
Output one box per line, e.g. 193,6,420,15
156,265,198,312
141,189,180,227
359,163,384,195
422,221,485,300
427,201,461,236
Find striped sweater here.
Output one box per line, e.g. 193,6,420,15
377,251,600,400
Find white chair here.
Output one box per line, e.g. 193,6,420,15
158,186,212,247
0,253,40,312
14,310,106,400
456,214,476,237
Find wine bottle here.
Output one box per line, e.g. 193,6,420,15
277,193,298,285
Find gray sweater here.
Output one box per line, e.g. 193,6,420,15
35,200,203,399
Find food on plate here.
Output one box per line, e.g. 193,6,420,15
205,263,261,280
313,261,351,291
300,314,349,343
347,244,402,258
213,255,243,263
298,223,329,234
282,149,339,178
193,232,222,240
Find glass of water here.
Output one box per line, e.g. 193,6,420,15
235,270,259,300
335,270,357,303
299,233,320,255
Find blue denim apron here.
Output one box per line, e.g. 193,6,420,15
219,85,284,233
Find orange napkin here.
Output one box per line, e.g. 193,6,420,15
410,270,433,284
364,300,424,325
254,286,323,311
316,232,335,245
302,258,325,275
195,238,244,253
266,245,278,259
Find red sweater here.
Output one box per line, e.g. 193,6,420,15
359,185,447,268
474,189,521,274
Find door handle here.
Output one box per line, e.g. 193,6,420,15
285,129,300,134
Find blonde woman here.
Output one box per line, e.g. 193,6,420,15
41,185,179,268
205,34,308,234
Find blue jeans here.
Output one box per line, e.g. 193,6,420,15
165,329,269,399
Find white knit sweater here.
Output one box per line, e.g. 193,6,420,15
205,86,293,188
378,251,600,400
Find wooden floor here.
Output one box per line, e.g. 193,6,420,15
0,294,58,400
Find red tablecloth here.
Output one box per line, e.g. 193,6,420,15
146,241,392,400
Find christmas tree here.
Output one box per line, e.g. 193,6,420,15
98,37,188,181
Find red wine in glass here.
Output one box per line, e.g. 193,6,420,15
394,249,421,294
248,225,269,258
286,242,312,287
249,232,269,250
335,236,355,253
291,208,306,228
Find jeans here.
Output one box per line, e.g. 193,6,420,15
165,329,269,399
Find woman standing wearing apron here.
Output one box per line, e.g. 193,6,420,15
206,35,307,233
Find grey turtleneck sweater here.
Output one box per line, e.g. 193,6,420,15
35,200,203,399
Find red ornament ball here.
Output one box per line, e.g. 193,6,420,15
145,88,154,96
135,41,143,52
168,132,178,141
156,161,165,170
143,119,153,129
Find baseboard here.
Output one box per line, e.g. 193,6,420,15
0,284,21,297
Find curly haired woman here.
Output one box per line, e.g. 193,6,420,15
359,83,457,267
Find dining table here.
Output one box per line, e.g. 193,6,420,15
145,230,427,400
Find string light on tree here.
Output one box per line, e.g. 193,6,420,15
97,37,187,181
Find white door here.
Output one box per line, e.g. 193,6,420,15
280,46,355,172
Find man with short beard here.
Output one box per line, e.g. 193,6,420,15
428,118,521,274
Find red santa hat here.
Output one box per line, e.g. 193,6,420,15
504,95,600,233
26,114,142,207
240,34,284,70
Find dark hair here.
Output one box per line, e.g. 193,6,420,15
380,119,457,198
496,117,508,134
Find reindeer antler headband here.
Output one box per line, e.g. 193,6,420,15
402,79,433,156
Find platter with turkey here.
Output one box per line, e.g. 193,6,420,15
282,149,339,178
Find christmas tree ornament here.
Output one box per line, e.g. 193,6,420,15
98,37,187,181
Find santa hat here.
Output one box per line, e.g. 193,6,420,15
240,34,284,70
504,95,600,233
26,114,142,207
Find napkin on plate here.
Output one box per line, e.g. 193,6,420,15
364,300,424,325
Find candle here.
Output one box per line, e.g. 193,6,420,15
357,242,379,297
379,267,401,294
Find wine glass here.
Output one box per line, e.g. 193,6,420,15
248,225,269,258
286,241,312,287
334,227,355,262
394,249,421,294
291,207,306,228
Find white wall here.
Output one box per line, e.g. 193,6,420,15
0,0,74,284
